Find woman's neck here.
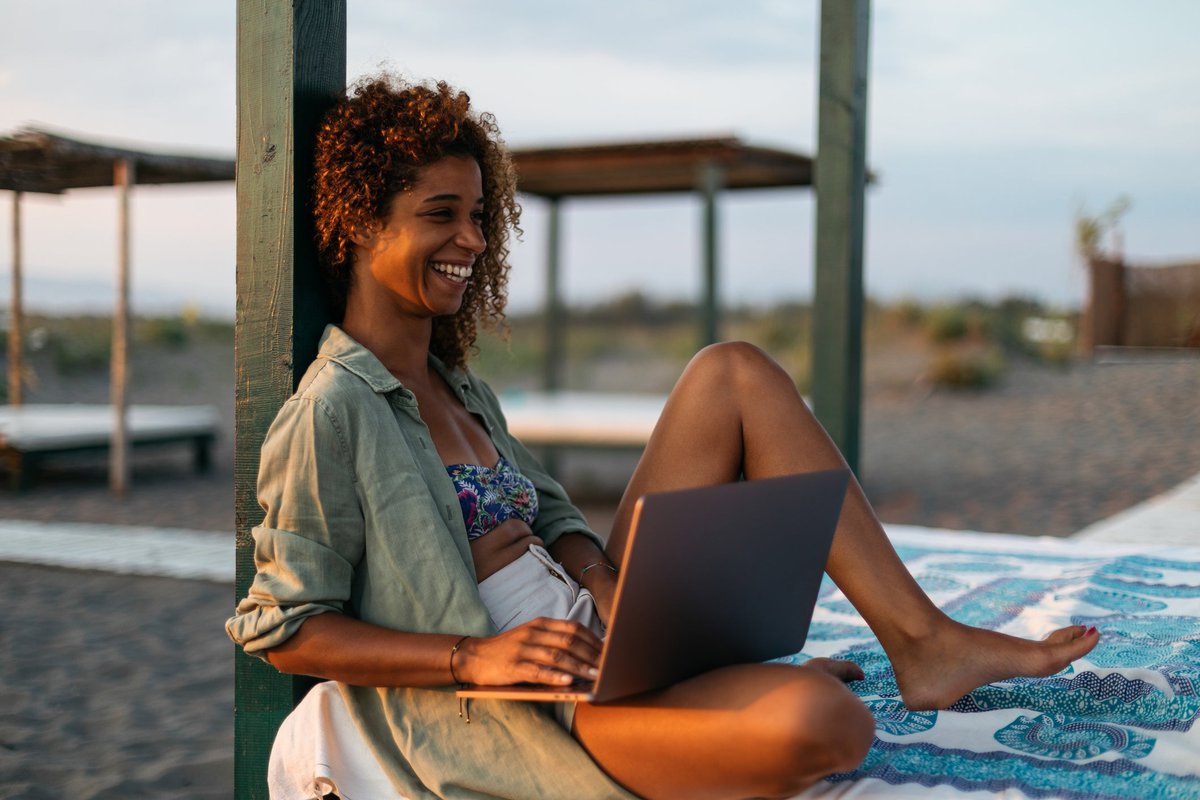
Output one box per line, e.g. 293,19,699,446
340,309,434,387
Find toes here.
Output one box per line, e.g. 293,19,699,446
1043,625,1087,644
1044,626,1100,669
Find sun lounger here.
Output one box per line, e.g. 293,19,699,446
0,403,219,490
498,390,666,448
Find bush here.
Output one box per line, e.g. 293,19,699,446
139,316,189,349
925,349,1005,389
50,332,111,374
924,305,971,343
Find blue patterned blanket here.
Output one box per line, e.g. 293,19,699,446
793,527,1200,800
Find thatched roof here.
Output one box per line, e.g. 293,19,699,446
0,126,234,194
510,136,814,198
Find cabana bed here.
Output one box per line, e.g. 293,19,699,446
0,403,219,490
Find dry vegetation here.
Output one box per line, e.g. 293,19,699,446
469,291,1080,395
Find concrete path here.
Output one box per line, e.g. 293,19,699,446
0,519,231,582
1,471,1197,582
1071,470,1200,546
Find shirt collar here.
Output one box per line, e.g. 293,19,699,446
316,324,472,396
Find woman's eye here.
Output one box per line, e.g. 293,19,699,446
471,211,486,224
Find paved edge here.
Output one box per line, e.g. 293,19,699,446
2,471,1198,582
0,519,232,583
1072,471,1200,546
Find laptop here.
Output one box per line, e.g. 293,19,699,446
457,468,850,704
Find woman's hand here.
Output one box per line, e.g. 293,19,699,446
453,617,602,686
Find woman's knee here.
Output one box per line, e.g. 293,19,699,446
751,674,875,795
685,341,791,394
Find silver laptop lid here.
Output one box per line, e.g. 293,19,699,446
591,469,850,703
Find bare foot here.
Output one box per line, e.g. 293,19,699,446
802,657,865,683
889,621,1099,711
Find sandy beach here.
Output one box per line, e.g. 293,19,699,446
0,564,232,799
1,335,1198,798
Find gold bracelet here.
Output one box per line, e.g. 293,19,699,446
449,635,470,685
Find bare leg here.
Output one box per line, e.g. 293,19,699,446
574,663,874,800
604,342,1098,710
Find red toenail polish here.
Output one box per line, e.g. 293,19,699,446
1087,626,1098,635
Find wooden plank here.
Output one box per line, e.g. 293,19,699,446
234,1,344,797
812,0,871,474
7,191,21,406
109,159,133,496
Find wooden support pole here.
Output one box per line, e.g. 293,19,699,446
110,159,134,496
543,197,564,392
699,162,722,347
234,2,344,797
812,0,871,474
8,191,22,406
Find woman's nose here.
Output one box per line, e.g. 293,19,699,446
457,221,487,254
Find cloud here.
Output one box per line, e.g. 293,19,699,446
871,0,1200,152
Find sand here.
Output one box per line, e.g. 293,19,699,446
0,564,232,799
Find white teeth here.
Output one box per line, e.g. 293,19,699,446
431,262,473,281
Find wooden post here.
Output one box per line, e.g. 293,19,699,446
235,2,344,797
8,191,22,406
110,159,134,495
1083,256,1125,353
543,196,564,392
699,162,722,347
812,0,870,474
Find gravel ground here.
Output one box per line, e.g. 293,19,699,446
1,338,1197,537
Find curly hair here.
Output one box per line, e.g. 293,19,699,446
313,74,521,368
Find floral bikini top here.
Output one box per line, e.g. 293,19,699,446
446,456,539,540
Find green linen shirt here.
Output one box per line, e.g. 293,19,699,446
226,325,634,799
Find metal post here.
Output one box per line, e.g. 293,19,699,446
110,159,134,495
812,0,871,474
8,191,22,406
235,1,344,796
699,162,722,347
543,196,564,391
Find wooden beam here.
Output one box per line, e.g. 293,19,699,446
110,159,133,496
234,1,344,797
812,0,870,474
8,191,22,405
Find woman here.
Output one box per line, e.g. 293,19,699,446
228,74,1099,800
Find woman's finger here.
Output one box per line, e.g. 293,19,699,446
520,624,602,666
519,645,599,683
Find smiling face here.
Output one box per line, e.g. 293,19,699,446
349,155,487,321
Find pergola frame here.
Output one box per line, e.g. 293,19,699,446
508,135,817,389
232,1,869,795
1,127,234,493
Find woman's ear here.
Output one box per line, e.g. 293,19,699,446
348,222,378,249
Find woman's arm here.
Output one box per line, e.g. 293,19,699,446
266,611,604,688
549,532,620,627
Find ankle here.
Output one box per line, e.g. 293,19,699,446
875,608,954,654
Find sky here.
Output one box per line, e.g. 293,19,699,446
1,0,1197,318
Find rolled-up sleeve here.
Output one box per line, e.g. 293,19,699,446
226,394,365,659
